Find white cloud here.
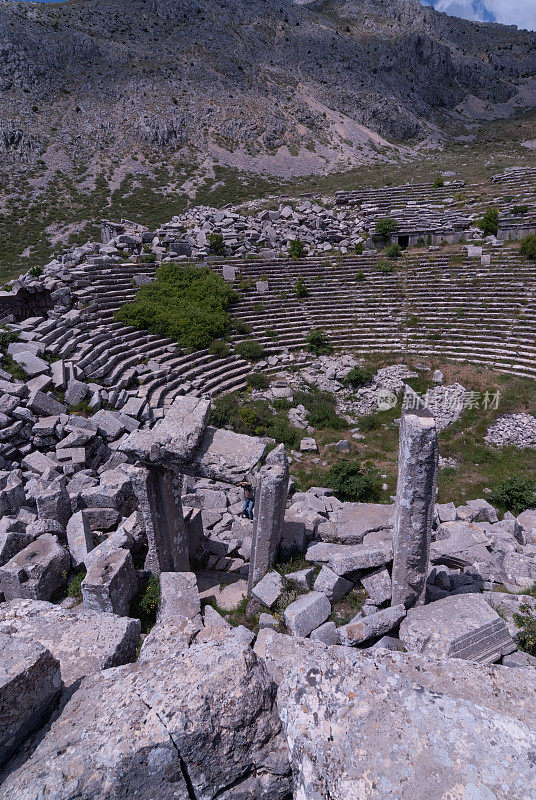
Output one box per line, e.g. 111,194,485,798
425,0,536,30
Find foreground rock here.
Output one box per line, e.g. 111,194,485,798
271,634,536,799
0,634,62,768
0,635,292,800
0,599,140,688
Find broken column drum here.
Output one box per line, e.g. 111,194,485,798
247,453,289,594
391,407,438,608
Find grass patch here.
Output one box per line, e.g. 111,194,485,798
330,587,367,626
129,573,161,634
67,567,86,600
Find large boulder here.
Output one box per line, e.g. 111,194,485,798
0,635,292,800
0,599,140,688
272,634,536,799
0,633,62,767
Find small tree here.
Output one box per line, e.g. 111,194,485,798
520,234,536,261
478,208,499,237
433,177,444,188
373,218,398,242
208,232,225,255
295,277,309,298
386,243,402,259
288,238,306,259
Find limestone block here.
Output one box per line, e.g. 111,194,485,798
82,549,138,616
0,637,291,800
316,502,393,545
360,566,392,605
0,534,69,601
0,634,62,767
0,599,140,688
313,565,353,601
0,518,33,567
285,567,315,590
36,475,71,528
306,541,393,575
66,510,94,567
119,395,210,466
310,620,339,644
399,594,516,663
252,571,283,608
284,591,331,637
338,604,406,646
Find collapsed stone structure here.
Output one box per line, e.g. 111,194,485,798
2,173,536,796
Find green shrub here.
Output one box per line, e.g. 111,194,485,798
373,218,397,242
265,328,279,340
208,232,225,255
305,328,333,355
140,253,156,263
130,573,161,634
377,260,395,274
513,205,528,215
478,208,499,237
385,244,402,259
355,242,364,255
247,373,270,390
513,602,536,656
0,327,18,352
491,477,535,515
520,234,536,261
295,277,309,298
356,270,365,281
235,340,265,362
327,460,382,502
209,339,231,358
288,238,307,259
266,416,301,449
342,366,373,388
29,265,43,278
210,392,241,428
433,177,444,188
233,319,251,335
359,414,381,431
115,264,237,350
294,387,346,430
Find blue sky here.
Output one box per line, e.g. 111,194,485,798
422,0,536,30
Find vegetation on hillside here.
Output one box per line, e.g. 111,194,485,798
115,263,238,350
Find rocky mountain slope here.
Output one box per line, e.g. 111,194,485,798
1,0,536,175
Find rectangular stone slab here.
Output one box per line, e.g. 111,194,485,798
399,593,516,663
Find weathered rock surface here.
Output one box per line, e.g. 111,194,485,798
0,636,292,800
272,635,536,799
0,633,62,768
0,599,140,688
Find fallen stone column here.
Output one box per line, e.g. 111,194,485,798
248,445,289,595
391,406,438,608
